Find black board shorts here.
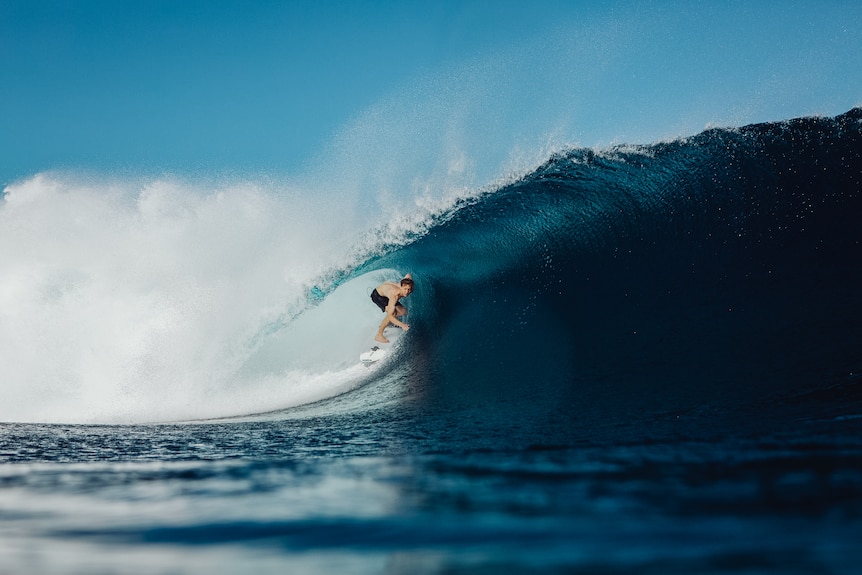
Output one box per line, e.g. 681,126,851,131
370,289,389,312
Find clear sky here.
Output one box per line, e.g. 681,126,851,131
2,0,861,188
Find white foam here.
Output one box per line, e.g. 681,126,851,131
0,173,407,424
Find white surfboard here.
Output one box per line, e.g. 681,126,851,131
360,346,387,365
359,325,404,365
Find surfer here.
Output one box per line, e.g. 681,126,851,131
370,274,414,343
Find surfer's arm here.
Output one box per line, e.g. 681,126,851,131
385,301,409,330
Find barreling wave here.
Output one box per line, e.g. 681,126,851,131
2,110,859,425
363,109,862,422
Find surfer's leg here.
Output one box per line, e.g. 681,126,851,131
375,316,392,343
395,303,407,318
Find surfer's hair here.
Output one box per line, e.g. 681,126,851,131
401,277,414,287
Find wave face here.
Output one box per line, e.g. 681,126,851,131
372,109,862,435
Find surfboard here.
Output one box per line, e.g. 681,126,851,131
359,325,403,364
360,346,387,365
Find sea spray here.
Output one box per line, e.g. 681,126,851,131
0,173,390,423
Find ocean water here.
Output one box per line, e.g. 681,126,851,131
1,109,861,573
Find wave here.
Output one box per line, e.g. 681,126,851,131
2,110,860,424
372,108,862,423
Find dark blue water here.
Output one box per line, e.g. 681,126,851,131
2,110,861,574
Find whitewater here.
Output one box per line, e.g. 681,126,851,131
0,172,415,423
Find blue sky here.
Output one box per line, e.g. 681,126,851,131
2,0,861,188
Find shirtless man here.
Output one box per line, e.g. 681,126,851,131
370,274,414,343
